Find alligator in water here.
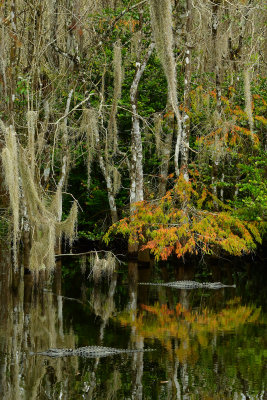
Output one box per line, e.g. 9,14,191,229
32,346,154,358
138,280,236,289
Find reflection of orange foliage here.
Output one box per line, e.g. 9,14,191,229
116,299,262,365
142,303,174,316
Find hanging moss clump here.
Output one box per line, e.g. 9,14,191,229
1,121,78,273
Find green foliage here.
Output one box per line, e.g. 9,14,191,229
232,155,267,221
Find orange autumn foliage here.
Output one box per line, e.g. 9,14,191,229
104,175,262,260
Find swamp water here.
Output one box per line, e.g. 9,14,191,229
0,249,266,400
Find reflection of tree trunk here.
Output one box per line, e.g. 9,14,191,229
128,260,138,313
128,260,144,399
22,230,31,271
181,362,189,396
0,245,12,399
131,335,144,400
54,259,63,337
24,273,33,316
173,358,181,399
87,267,119,399
0,253,78,399
54,259,62,296
161,263,174,308
88,272,118,399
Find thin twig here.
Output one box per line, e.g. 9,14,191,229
55,249,123,264
53,92,95,125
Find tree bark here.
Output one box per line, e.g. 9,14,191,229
180,0,193,182
211,1,222,203
129,42,155,213
211,1,222,114
158,108,174,198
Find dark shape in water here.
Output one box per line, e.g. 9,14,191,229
138,280,236,289
32,346,154,358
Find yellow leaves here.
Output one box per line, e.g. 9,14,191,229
247,222,262,244
197,189,207,208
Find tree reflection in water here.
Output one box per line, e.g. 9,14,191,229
0,248,266,399
0,254,78,399
116,294,266,399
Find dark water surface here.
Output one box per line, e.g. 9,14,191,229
0,249,266,399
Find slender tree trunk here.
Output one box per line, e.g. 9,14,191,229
129,42,154,253
94,123,118,223
48,0,59,67
129,42,155,213
211,1,222,114
65,0,80,70
174,113,183,177
220,172,224,202
211,1,222,204
158,109,174,198
180,0,193,182
244,68,254,141
8,0,18,116
97,153,118,224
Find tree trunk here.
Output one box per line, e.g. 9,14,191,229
158,108,174,198
180,0,193,182
129,42,155,213
129,42,154,253
211,1,222,203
